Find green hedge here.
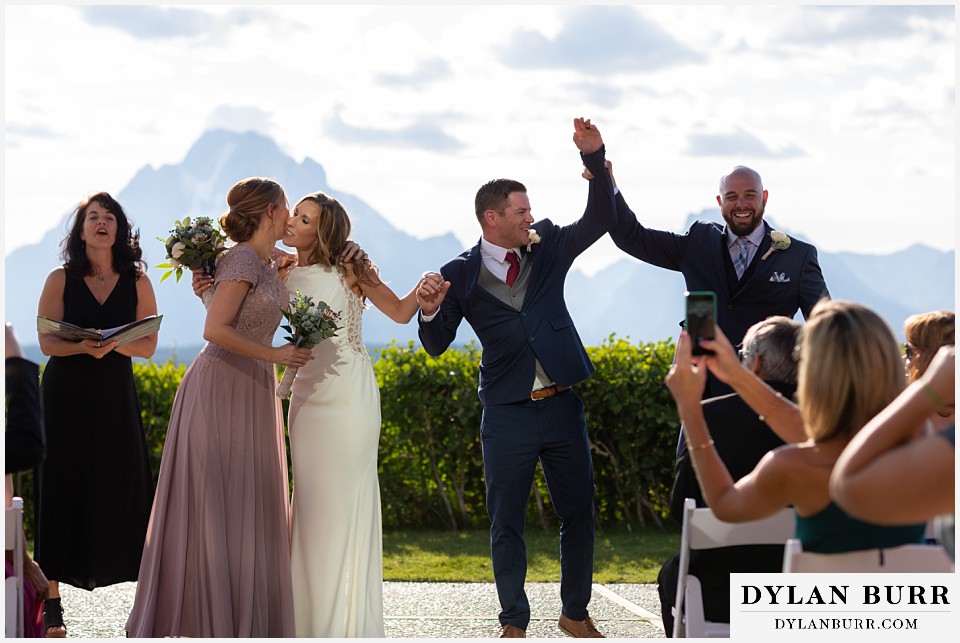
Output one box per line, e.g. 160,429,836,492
18,336,679,539
374,336,679,532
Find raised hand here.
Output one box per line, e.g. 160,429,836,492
572,117,604,155
417,271,450,317
665,332,709,410
699,326,741,384
581,160,616,188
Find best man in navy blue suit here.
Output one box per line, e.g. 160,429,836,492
590,161,829,397
416,118,615,639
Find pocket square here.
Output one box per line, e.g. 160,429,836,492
769,272,791,283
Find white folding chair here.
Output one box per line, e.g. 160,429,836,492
673,498,795,638
5,497,25,638
782,538,955,573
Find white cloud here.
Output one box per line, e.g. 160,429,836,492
499,5,702,73
376,57,453,90
685,128,805,159
324,106,465,152
74,5,275,40
206,105,274,137
3,3,955,272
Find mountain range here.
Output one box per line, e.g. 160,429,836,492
5,129,954,364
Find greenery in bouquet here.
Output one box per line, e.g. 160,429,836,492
281,290,342,349
156,216,230,283
277,291,342,399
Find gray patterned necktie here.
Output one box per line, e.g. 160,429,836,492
735,238,750,280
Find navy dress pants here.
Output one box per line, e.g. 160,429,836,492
480,390,596,630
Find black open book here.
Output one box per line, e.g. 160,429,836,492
37,314,163,347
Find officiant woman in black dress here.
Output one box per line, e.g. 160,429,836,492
35,192,158,637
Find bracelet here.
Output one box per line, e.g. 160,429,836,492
757,392,784,423
921,381,946,407
688,438,715,453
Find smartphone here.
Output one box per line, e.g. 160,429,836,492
685,291,717,356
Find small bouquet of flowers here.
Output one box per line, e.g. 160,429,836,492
156,216,230,307
276,290,342,399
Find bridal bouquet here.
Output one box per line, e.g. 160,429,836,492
156,216,230,306
276,290,342,399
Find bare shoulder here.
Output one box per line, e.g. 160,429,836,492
765,442,836,485
755,443,812,479
42,266,66,288
134,270,157,297
38,267,68,316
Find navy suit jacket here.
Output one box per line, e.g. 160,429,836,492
668,381,796,521
5,356,44,474
419,147,617,406
609,192,829,347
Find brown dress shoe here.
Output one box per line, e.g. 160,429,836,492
500,624,527,638
558,614,605,638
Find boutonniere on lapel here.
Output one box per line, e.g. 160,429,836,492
526,229,542,252
761,230,791,260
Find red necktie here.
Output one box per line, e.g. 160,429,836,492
505,251,520,287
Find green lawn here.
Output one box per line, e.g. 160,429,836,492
383,526,680,584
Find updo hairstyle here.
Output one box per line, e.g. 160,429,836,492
219,177,286,243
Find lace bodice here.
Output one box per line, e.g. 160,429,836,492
212,245,286,346
284,264,368,358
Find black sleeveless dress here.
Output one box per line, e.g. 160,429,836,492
35,269,154,590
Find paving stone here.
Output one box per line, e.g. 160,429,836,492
59,580,667,638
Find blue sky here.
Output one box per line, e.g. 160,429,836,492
3,3,955,276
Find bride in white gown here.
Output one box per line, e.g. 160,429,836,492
281,192,444,637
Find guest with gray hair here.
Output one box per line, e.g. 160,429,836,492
737,314,801,385
657,315,802,636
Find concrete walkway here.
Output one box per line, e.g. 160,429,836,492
59,581,666,638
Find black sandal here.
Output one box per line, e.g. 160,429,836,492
43,597,67,638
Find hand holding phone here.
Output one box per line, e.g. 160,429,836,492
685,291,717,357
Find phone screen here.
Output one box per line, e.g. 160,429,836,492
686,291,716,356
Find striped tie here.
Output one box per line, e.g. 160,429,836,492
735,238,750,280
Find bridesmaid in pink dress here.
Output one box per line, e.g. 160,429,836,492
126,177,313,638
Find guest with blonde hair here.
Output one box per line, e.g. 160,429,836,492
666,300,926,553
830,345,954,534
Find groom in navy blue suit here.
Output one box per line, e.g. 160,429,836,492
417,118,615,638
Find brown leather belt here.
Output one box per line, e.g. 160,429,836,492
530,385,570,401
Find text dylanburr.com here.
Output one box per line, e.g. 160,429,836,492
730,573,957,640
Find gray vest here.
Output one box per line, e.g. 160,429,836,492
478,256,555,389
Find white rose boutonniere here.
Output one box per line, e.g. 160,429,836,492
761,230,791,260
526,229,541,252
